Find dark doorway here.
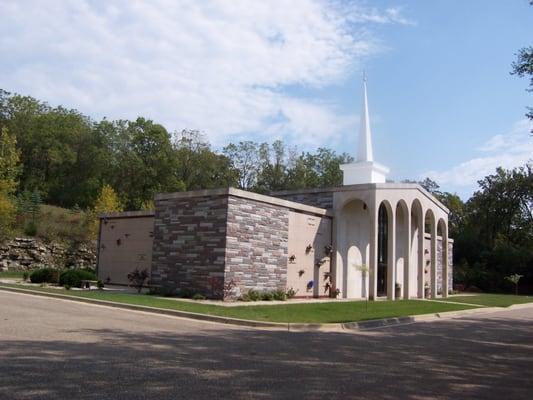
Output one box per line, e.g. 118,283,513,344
377,203,388,296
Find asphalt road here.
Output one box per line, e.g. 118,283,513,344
1,291,532,400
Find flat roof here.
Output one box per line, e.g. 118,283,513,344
155,187,333,217
99,210,154,219
272,183,449,214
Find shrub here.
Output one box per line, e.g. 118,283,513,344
59,269,97,288
97,280,104,290
192,293,206,300
23,220,38,236
286,287,297,299
30,268,56,284
176,288,197,298
148,286,176,297
22,271,29,281
272,289,287,301
64,284,71,290
260,291,274,301
127,268,149,293
244,289,261,302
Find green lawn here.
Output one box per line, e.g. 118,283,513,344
447,294,533,308
0,283,477,323
0,271,25,279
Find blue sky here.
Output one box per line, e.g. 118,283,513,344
1,0,531,198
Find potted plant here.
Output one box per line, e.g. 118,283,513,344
395,282,401,299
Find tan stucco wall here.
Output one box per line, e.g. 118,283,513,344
97,215,154,285
287,211,332,297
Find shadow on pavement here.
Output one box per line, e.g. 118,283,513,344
1,314,532,399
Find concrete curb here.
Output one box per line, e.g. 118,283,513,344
0,285,526,332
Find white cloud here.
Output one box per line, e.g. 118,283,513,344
0,0,409,148
423,119,533,189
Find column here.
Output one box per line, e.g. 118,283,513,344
387,206,396,300
368,204,378,300
442,222,449,298
431,220,438,299
403,208,411,300
417,210,425,299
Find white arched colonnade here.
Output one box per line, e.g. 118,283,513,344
333,183,449,300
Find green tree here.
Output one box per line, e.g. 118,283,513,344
511,1,532,131
454,164,533,291
90,184,123,237
111,118,184,210
174,130,237,191
0,127,20,235
222,141,259,190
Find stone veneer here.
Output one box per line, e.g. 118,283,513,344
150,188,330,299
151,194,228,295
225,196,289,297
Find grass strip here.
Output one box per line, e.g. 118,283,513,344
0,283,479,323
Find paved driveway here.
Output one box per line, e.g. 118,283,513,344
1,291,532,400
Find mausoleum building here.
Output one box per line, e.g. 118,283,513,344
97,79,452,300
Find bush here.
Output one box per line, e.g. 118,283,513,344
22,271,29,281
30,268,56,284
176,288,197,298
64,284,71,290
260,291,274,301
23,220,38,236
148,286,176,297
272,289,287,301
127,268,149,293
286,287,297,299
97,280,104,290
59,269,97,288
241,289,261,302
192,293,206,300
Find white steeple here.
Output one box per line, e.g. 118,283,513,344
340,73,389,185
357,73,373,162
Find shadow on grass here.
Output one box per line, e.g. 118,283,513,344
1,311,532,399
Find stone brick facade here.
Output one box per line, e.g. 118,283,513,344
151,194,228,295
149,189,330,299
225,196,289,297
271,189,335,209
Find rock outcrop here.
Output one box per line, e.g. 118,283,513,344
0,237,96,271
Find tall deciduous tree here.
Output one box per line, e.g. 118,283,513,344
0,127,21,235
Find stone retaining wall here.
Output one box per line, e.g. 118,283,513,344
0,237,96,271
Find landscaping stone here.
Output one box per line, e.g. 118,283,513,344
0,237,96,271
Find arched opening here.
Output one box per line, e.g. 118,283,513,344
395,200,409,299
424,209,436,298
336,199,370,298
411,199,424,298
377,201,393,297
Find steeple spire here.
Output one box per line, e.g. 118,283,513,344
357,72,373,162
340,72,389,185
